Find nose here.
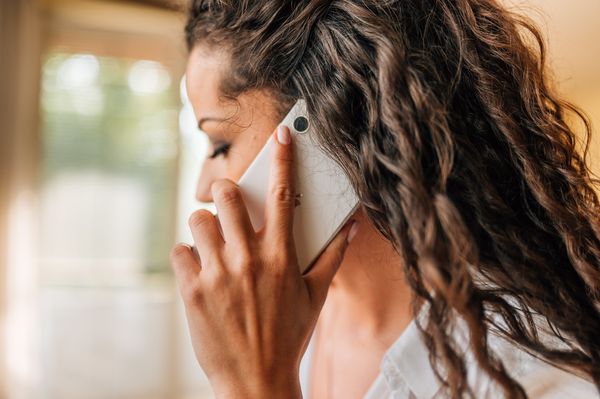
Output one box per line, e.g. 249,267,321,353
196,183,213,203
195,162,219,203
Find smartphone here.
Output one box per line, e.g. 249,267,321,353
237,99,359,273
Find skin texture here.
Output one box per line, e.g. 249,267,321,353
171,124,355,398
178,46,414,398
185,46,284,200
183,2,600,396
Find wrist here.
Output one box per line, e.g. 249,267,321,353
213,373,302,399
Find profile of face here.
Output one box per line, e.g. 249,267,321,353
185,44,370,245
185,45,285,203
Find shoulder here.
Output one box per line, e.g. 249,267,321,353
486,332,599,399
379,308,599,399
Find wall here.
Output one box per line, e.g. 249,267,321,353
0,1,43,397
511,0,600,175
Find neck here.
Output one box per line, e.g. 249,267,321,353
326,211,414,344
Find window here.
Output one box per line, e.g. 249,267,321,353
40,53,179,285
28,2,213,398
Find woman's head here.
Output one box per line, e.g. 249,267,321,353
185,46,285,202
185,0,600,396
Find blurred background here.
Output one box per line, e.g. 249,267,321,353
0,0,598,398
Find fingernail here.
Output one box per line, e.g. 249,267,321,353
277,125,291,145
347,221,359,243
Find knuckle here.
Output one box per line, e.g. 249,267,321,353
235,251,254,271
228,244,256,273
203,268,227,290
237,262,257,284
188,209,213,230
212,180,240,205
181,281,203,305
170,244,190,263
276,148,294,163
271,183,294,204
267,251,292,276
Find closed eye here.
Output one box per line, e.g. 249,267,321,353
208,142,230,159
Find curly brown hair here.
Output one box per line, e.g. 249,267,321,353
185,0,600,397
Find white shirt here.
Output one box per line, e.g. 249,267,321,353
299,314,598,398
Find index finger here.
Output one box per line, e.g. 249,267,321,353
264,125,295,245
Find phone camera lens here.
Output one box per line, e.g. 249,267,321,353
293,116,309,133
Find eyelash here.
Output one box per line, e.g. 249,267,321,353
209,143,231,159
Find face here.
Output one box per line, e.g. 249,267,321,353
185,45,285,202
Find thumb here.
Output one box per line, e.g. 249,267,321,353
303,220,359,307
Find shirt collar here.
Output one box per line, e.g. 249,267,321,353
379,304,472,399
381,318,442,399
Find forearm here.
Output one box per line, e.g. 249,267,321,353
213,373,303,399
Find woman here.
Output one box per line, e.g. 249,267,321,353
170,0,600,397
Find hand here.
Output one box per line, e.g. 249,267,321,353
170,125,359,399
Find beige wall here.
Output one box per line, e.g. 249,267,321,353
513,0,600,176
569,90,600,174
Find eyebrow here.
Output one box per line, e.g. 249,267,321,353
198,116,227,130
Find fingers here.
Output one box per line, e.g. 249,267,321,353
188,208,224,261
265,125,295,246
211,179,254,244
303,221,359,307
170,243,201,290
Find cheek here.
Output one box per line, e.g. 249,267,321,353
197,151,248,194
226,134,267,181
197,131,271,203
